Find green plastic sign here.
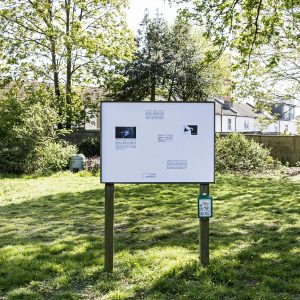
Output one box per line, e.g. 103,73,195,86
198,194,213,218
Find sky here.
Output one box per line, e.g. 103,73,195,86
126,0,180,32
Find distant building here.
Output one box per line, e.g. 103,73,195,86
214,98,298,135
214,98,263,133
262,99,297,135
85,98,298,135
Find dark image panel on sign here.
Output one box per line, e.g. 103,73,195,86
184,125,198,135
115,127,136,138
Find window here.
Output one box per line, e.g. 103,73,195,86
244,120,249,129
227,118,232,131
285,124,289,132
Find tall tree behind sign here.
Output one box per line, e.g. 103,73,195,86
0,0,134,128
109,11,230,102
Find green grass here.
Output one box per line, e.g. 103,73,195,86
0,171,299,299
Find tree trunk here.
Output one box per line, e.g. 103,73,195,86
167,78,174,102
167,63,177,102
65,0,72,129
48,0,62,129
53,67,62,129
150,65,156,102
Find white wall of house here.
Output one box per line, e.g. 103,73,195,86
84,111,100,130
295,106,300,119
215,115,221,132
236,116,259,132
221,115,236,132
86,110,297,134
216,115,260,133
263,120,297,134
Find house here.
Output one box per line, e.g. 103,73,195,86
214,98,298,135
214,98,263,133
262,100,298,134
85,98,298,135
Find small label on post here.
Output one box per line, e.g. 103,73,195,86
198,194,213,218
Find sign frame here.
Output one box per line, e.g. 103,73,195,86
100,101,215,184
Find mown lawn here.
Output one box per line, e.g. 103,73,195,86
0,172,299,300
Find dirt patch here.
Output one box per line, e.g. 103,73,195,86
285,167,300,176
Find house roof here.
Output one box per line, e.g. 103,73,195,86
214,98,265,118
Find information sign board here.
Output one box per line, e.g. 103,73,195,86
101,102,215,183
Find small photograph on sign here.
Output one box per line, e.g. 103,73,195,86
184,125,198,135
199,198,212,218
115,127,136,139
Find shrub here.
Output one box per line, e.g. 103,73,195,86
78,136,100,157
29,140,78,174
85,156,100,174
0,83,77,174
216,133,280,172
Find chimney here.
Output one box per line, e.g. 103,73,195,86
223,99,233,110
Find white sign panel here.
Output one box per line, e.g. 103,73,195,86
101,102,215,183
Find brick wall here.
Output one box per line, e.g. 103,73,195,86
63,130,100,145
244,135,300,165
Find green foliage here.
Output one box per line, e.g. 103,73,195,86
0,0,135,128
85,156,100,175
30,140,77,174
178,0,291,62
78,136,100,157
110,12,230,101
216,133,280,172
297,119,300,134
0,83,77,173
0,172,299,299
177,0,300,111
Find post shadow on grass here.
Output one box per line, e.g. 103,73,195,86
128,224,300,299
1,177,299,298
1,177,298,250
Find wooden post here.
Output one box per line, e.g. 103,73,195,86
104,183,114,272
199,184,209,266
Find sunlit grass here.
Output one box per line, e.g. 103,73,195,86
0,172,299,299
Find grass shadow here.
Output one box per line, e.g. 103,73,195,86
0,174,299,299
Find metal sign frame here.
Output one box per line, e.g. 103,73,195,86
100,101,215,184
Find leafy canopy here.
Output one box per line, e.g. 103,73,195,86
171,0,300,113
0,0,135,128
110,11,230,102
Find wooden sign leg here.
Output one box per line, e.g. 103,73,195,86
199,184,209,266
104,183,115,272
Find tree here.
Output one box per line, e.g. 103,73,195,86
173,1,298,63
166,19,230,101
0,0,134,128
232,11,300,108
111,12,230,102
172,0,300,116
109,11,170,102
0,82,77,173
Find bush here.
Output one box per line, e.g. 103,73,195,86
216,133,280,172
78,136,100,157
85,156,100,174
29,140,77,174
0,83,77,174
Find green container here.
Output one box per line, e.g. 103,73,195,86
69,154,86,172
